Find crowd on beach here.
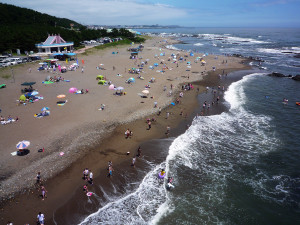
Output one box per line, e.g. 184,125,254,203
0,36,246,224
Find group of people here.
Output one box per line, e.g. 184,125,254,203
35,172,47,201
0,115,18,125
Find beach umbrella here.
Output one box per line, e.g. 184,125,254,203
116,86,124,90
154,63,158,67
41,107,50,111
16,140,30,150
128,77,135,82
69,87,78,93
142,89,149,94
108,84,115,90
21,82,36,86
57,94,66,99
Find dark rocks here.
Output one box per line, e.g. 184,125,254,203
268,73,300,81
268,72,286,77
294,53,300,58
292,75,300,81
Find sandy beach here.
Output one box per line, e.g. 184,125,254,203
0,36,249,224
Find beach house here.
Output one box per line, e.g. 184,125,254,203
35,34,74,55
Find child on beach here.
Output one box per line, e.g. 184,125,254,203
89,170,93,185
137,146,142,157
107,165,114,177
131,157,136,167
41,186,47,200
37,212,45,225
83,185,88,193
158,107,162,116
166,125,171,137
36,172,41,185
83,168,89,180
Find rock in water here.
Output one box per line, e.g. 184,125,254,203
292,75,300,81
268,72,286,77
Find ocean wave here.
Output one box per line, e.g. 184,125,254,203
165,45,180,50
257,47,300,54
151,74,280,224
78,139,175,225
198,33,270,44
194,43,204,46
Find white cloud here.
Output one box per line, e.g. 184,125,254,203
252,0,295,7
1,0,188,25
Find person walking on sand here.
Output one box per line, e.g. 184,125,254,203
37,212,45,225
166,112,170,119
89,170,93,185
41,185,47,200
158,107,162,116
83,184,88,193
36,172,41,186
148,121,151,130
108,165,114,177
83,168,89,180
137,146,142,157
166,125,171,137
131,156,136,167
125,129,131,138
81,67,84,73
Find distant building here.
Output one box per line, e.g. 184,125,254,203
35,34,74,55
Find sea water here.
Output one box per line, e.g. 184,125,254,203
79,28,300,225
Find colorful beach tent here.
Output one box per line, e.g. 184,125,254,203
98,80,106,85
69,87,78,93
96,75,104,80
19,95,26,101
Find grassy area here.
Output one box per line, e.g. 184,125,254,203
1,73,11,79
80,37,146,56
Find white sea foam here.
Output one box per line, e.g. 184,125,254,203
198,33,270,44
257,47,300,54
165,45,180,50
194,43,204,46
78,139,174,225
151,73,279,224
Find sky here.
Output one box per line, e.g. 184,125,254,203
1,0,300,27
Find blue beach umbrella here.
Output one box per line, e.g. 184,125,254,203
128,77,135,82
41,107,50,111
16,140,30,150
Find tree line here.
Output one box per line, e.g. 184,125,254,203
0,3,144,54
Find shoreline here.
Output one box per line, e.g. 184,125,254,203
0,36,250,224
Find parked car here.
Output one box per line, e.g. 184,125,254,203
22,57,32,63
0,60,11,67
29,56,41,61
7,58,22,65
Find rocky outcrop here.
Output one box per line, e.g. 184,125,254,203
292,75,300,81
268,72,286,77
294,53,300,58
267,73,300,81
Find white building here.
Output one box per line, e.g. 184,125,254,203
35,34,74,55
